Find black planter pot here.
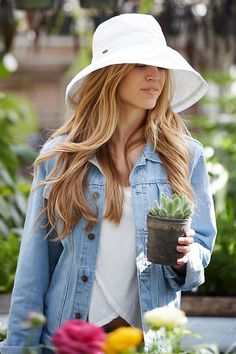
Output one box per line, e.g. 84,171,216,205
147,214,191,266
14,0,55,10
80,0,118,9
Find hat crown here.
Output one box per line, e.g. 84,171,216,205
92,14,167,62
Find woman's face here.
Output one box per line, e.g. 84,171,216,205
117,64,166,114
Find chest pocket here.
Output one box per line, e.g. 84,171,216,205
145,159,173,208
143,180,172,212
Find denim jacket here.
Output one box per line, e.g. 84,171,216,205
0,135,216,354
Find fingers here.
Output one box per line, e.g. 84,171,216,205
176,229,195,265
185,229,195,237
176,255,189,266
178,236,194,245
178,229,195,246
176,244,192,253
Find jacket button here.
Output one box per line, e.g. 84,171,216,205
82,275,88,282
75,312,81,319
88,233,95,240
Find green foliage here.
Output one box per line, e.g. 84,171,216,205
0,92,38,145
138,0,155,13
0,60,37,293
0,234,20,293
0,168,30,238
198,199,236,296
0,93,19,176
149,193,192,219
65,45,92,83
190,70,236,295
203,70,235,86
0,60,11,79
0,92,33,240
0,328,7,342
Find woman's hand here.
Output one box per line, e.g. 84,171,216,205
172,229,195,275
176,229,195,265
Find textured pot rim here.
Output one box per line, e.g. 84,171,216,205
147,213,191,223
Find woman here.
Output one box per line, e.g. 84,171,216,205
0,13,216,353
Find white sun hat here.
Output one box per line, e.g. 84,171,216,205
65,13,208,113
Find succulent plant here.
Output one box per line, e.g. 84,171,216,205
149,193,192,219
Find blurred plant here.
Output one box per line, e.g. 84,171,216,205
0,56,38,293
22,312,47,354
0,141,30,294
52,319,106,354
103,327,143,354
197,199,236,296
0,0,16,56
0,327,7,342
0,104,33,292
144,307,191,354
139,0,155,14
26,307,228,354
0,92,36,239
0,233,20,293
189,69,236,296
3,307,236,353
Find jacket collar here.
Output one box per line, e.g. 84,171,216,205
141,143,163,164
89,143,163,169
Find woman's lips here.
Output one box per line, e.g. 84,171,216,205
142,88,158,95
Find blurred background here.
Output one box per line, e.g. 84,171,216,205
0,0,236,314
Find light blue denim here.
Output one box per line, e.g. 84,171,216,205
0,135,216,354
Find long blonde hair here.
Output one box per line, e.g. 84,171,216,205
35,64,193,240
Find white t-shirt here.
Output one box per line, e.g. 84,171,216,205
88,187,142,329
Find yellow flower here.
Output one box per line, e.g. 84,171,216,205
103,326,143,354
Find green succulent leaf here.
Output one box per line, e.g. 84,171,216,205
159,209,167,217
149,193,192,219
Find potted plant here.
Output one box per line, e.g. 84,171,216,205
147,193,192,266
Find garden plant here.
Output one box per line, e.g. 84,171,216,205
8,307,235,354
0,58,37,293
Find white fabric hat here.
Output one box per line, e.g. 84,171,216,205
66,13,208,113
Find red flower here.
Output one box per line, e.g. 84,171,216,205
51,320,106,354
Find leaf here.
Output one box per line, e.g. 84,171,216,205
172,195,181,211
0,61,11,80
0,220,9,237
160,193,168,210
159,209,167,217
0,196,11,219
186,343,219,354
166,199,174,216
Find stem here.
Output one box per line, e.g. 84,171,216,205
23,327,36,354
166,329,181,354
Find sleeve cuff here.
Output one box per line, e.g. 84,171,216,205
163,243,205,291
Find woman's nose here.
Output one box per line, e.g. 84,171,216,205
146,66,162,80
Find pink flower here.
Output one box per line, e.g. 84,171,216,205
51,320,106,354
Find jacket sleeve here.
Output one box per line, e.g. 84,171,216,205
163,145,217,292
0,159,52,354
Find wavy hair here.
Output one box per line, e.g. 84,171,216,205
35,64,193,240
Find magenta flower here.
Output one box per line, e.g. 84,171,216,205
51,319,106,354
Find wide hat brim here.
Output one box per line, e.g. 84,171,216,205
66,43,208,113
